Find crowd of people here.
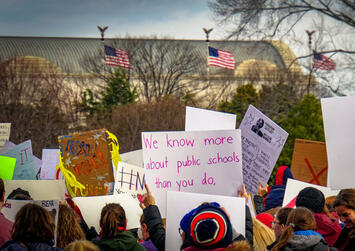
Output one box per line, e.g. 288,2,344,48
0,166,354,251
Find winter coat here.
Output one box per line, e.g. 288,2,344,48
313,212,341,246
143,205,165,251
0,240,62,251
141,238,158,251
92,231,146,251
334,227,355,251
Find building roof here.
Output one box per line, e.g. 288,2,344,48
0,36,298,74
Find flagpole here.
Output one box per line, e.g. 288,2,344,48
98,26,108,76
306,30,315,94
203,28,213,86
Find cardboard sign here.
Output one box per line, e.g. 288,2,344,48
0,156,16,180
73,194,142,232
4,180,66,200
240,105,288,194
58,129,115,197
40,149,60,180
291,139,328,186
185,106,236,131
282,179,339,208
0,123,11,147
1,140,36,180
321,96,355,189
142,130,243,217
166,191,245,251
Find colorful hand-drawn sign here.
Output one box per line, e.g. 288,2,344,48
58,129,115,197
291,139,328,186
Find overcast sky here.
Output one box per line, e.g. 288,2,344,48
0,0,228,39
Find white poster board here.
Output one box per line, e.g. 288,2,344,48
166,191,245,251
321,96,355,189
120,149,143,168
185,106,236,131
73,194,142,232
4,180,66,200
40,149,59,180
142,130,243,217
240,105,288,194
282,179,339,208
0,123,11,147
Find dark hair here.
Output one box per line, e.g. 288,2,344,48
12,203,55,243
276,207,293,225
7,188,32,200
272,207,316,251
100,203,126,239
57,204,85,249
334,189,355,210
0,178,4,201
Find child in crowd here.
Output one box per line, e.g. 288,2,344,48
64,240,99,251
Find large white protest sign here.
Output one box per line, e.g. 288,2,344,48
73,194,142,232
0,123,11,147
240,105,288,194
120,149,143,168
40,149,60,180
142,130,243,217
185,106,236,131
282,179,339,208
321,96,355,189
4,180,66,200
166,191,245,251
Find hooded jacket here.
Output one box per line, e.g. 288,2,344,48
92,231,146,251
263,166,293,212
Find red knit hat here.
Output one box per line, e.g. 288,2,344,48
256,212,274,229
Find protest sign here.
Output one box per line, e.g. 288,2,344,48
0,140,16,154
120,149,143,168
321,96,355,189
247,193,256,218
58,129,115,198
185,106,236,131
73,193,142,232
0,156,16,180
291,139,328,186
0,123,11,147
40,149,60,180
142,129,243,216
1,140,36,180
166,191,245,251
4,180,66,200
240,105,288,194
113,161,146,203
282,179,339,208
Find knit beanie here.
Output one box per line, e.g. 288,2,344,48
180,202,232,249
296,187,325,213
256,212,274,229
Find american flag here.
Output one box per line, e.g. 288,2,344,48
104,45,131,69
313,51,335,71
208,46,235,70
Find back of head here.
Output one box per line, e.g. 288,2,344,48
100,203,126,239
7,188,32,200
57,204,85,249
296,187,325,213
252,218,275,251
225,240,252,251
276,207,293,225
180,202,232,250
334,188,355,210
256,212,274,229
64,240,99,251
325,196,337,212
12,203,55,243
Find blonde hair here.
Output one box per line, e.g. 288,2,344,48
252,218,275,251
64,240,99,251
225,240,252,251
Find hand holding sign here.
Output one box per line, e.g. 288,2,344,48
140,184,155,210
238,184,248,204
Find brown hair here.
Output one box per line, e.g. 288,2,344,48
334,189,355,210
100,203,126,239
276,207,293,225
56,204,85,249
0,178,4,202
225,240,253,251
325,195,337,212
12,203,55,243
271,207,316,251
64,240,99,251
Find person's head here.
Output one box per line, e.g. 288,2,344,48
57,204,85,249
12,203,55,243
334,188,355,229
100,203,126,239
296,187,325,213
325,195,337,213
64,240,99,251
272,207,316,251
179,202,232,250
7,188,32,200
272,207,293,238
252,218,275,251
225,240,252,251
0,178,4,202
140,214,150,241
256,212,274,229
